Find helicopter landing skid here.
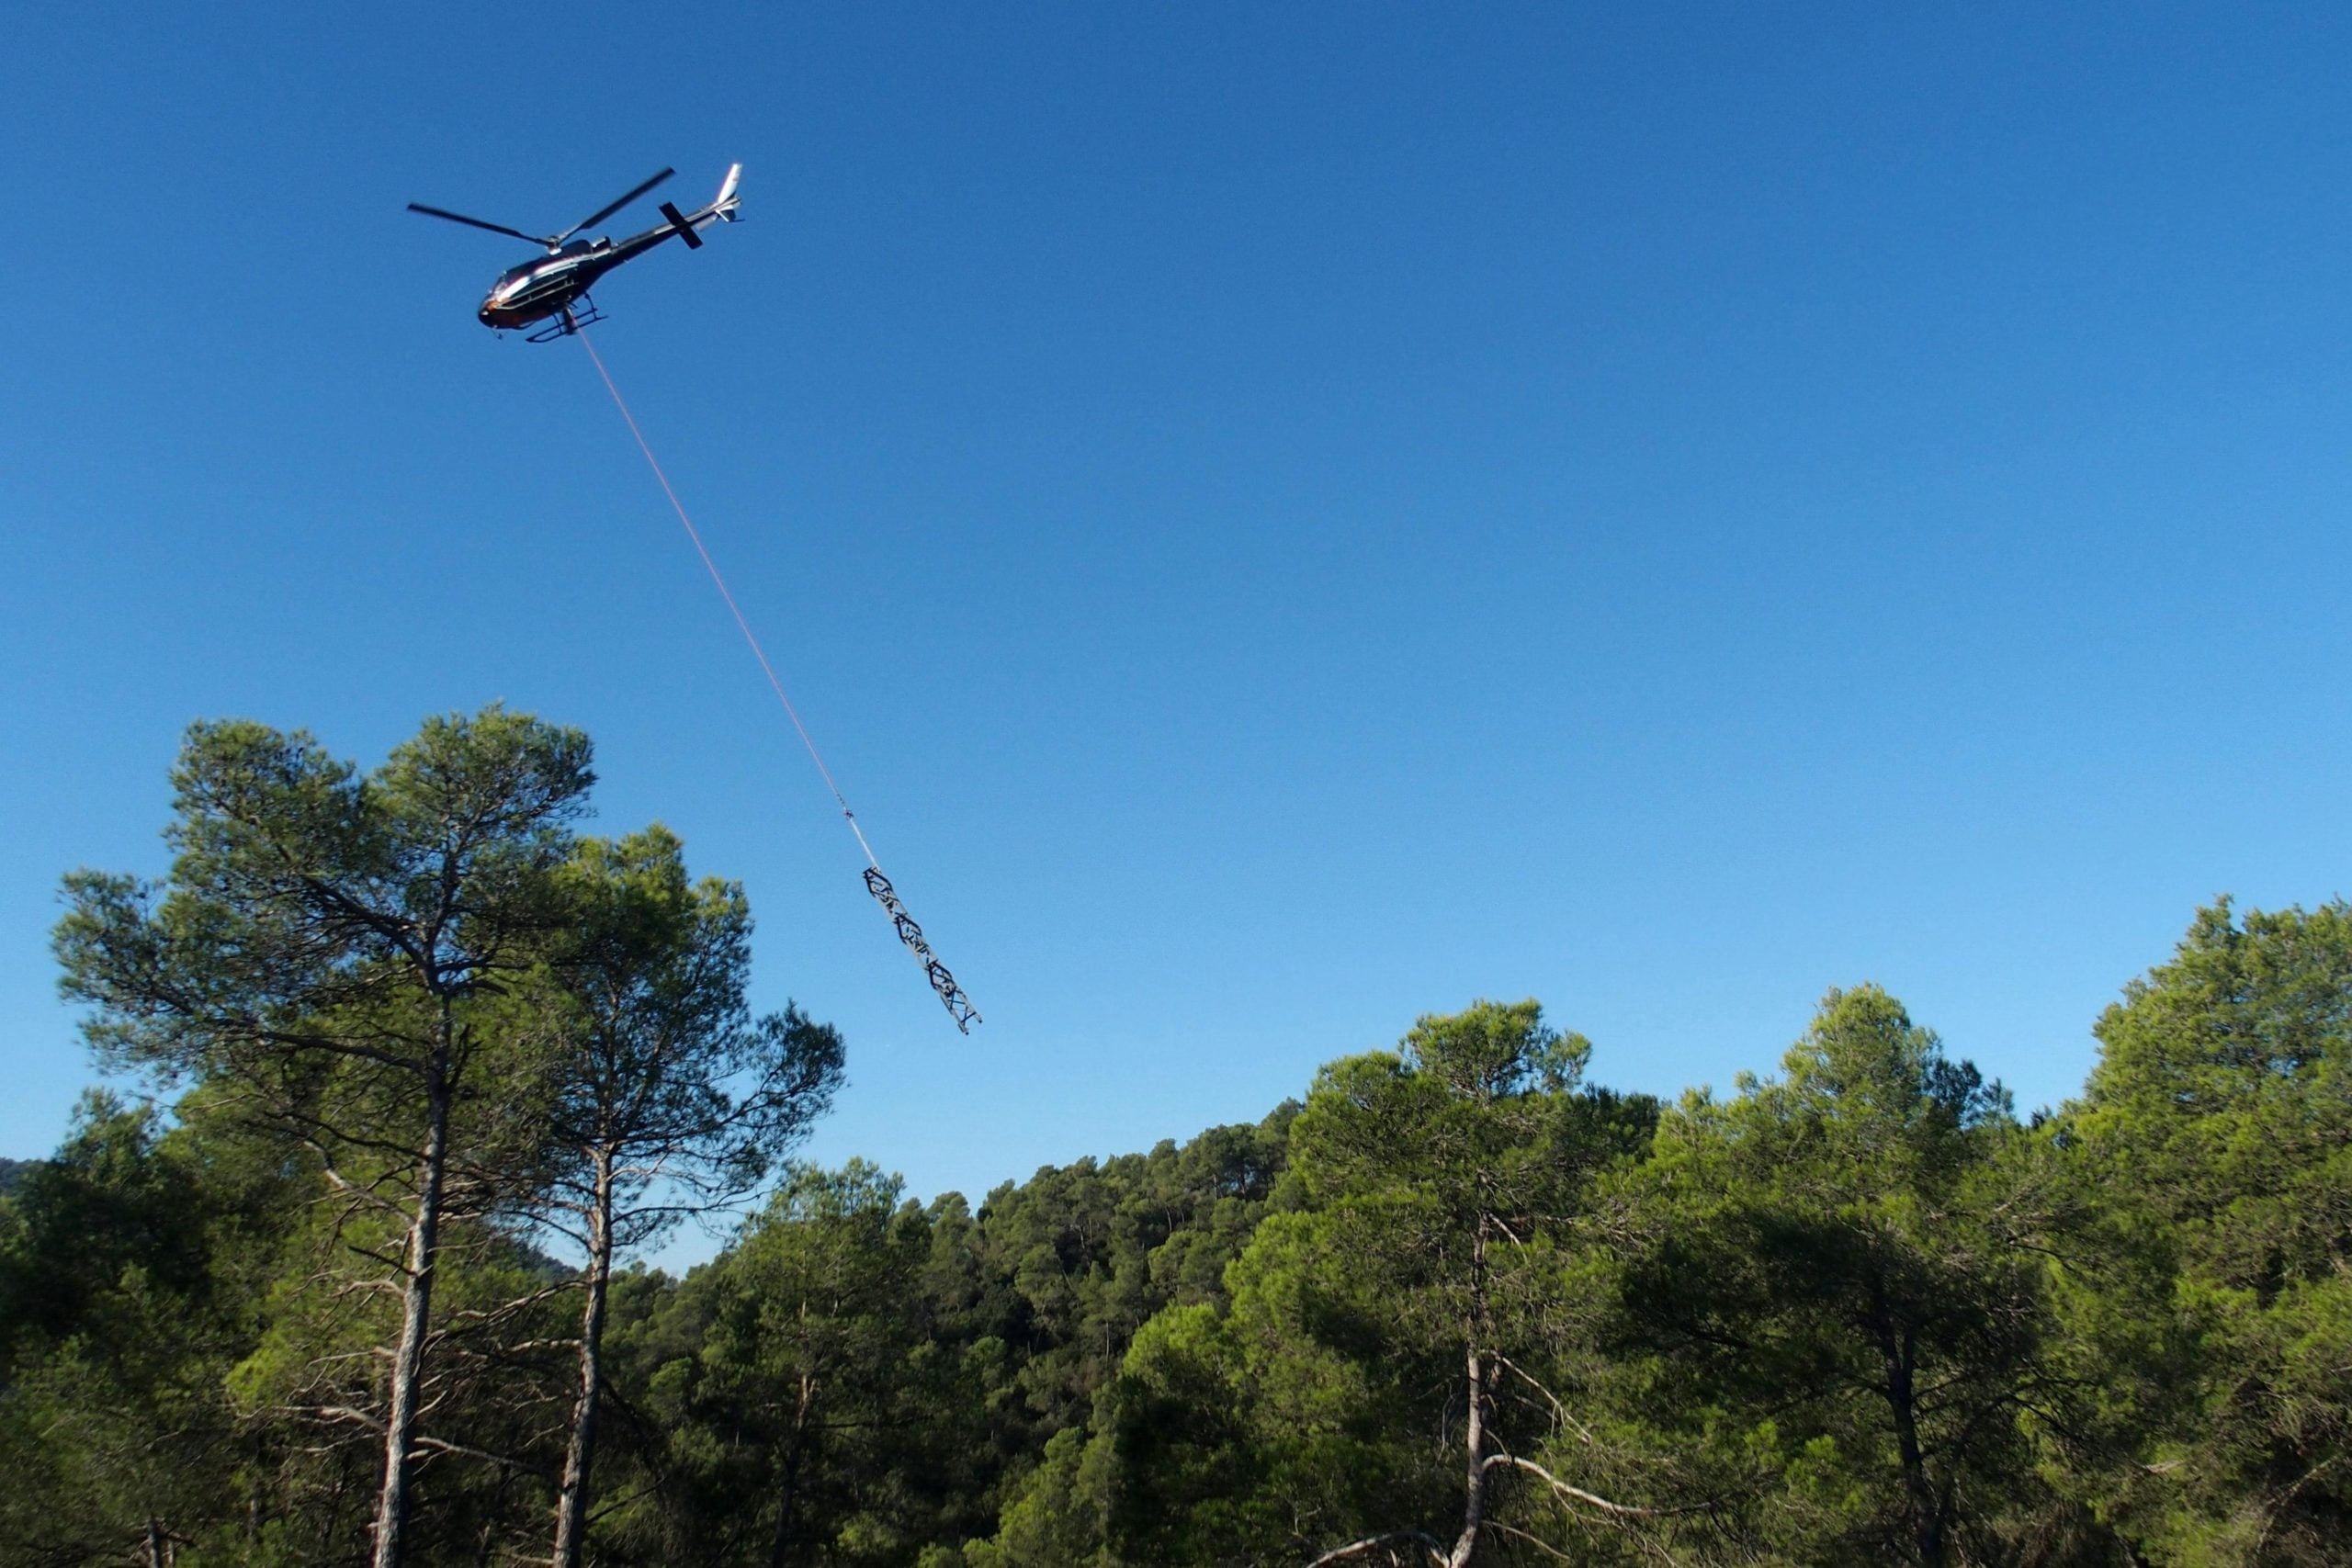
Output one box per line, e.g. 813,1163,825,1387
526,297,605,343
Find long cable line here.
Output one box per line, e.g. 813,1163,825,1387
576,328,981,1032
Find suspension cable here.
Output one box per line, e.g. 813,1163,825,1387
576,326,981,1032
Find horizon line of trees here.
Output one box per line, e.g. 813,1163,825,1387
1,705,2346,1566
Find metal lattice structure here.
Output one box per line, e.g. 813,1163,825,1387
864,867,981,1033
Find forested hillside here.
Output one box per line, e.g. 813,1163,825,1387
4,711,2347,1566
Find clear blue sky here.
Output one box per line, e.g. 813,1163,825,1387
6,4,2349,1219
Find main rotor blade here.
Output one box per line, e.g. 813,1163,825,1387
554,167,675,244
407,203,551,246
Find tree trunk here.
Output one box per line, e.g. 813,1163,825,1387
1446,1213,1493,1568
371,1061,452,1568
551,1149,617,1568
1446,1343,1491,1568
764,1373,817,1568
1871,1298,1943,1567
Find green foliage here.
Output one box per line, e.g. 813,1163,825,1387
921,1100,1299,1534
57,705,592,1071
590,1103,1300,1567
1599,985,2098,1566
22,727,2352,1568
2053,900,2352,1564
543,825,844,1244
539,823,847,1568
0,1089,305,1567
1067,1000,1661,1566
0,1094,207,1367
47,707,605,1566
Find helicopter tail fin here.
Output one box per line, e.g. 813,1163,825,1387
710,163,742,222
660,200,705,248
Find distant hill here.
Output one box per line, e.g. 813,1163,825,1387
0,1156,33,1198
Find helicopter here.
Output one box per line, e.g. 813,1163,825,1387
409,164,741,340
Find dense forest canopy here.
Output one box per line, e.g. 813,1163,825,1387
3,708,2347,1566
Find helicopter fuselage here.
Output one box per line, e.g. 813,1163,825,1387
477,220,687,331
413,162,740,338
